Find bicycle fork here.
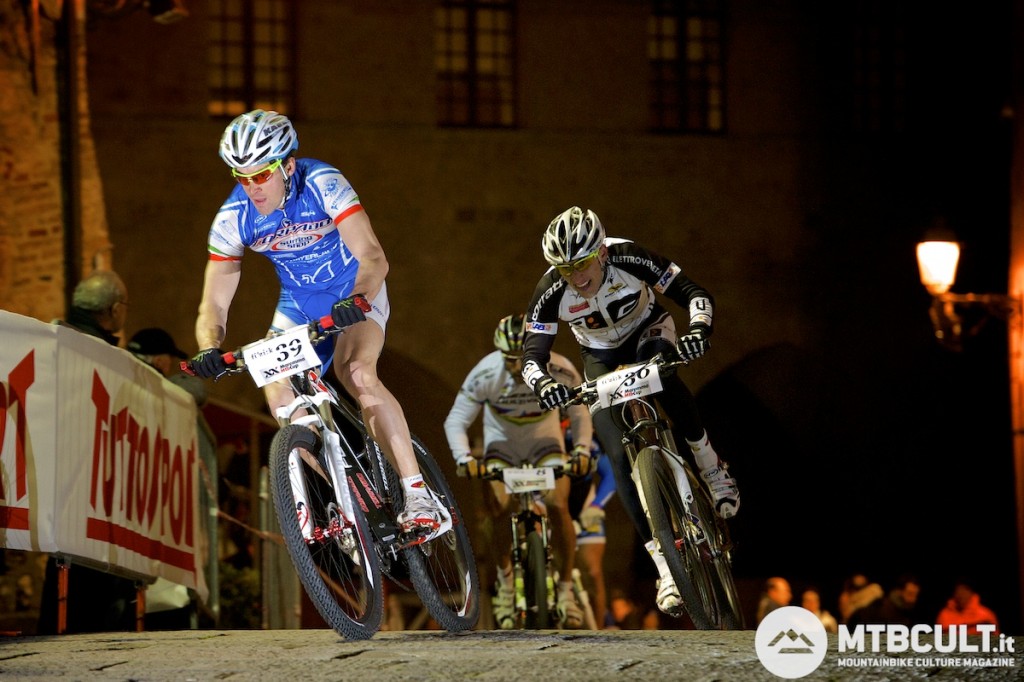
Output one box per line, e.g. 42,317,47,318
627,426,702,552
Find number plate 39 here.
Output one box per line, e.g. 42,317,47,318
243,326,321,387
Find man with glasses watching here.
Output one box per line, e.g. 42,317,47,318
444,313,594,629
189,109,441,533
519,206,740,617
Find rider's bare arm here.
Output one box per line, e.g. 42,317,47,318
195,258,242,350
336,209,388,302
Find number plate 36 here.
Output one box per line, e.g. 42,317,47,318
596,363,664,408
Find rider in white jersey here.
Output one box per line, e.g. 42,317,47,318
191,110,440,534
520,206,740,616
444,314,594,629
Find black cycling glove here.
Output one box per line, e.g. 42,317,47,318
331,294,370,329
191,348,227,379
534,376,572,411
677,325,711,361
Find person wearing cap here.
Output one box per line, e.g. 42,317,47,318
128,327,188,375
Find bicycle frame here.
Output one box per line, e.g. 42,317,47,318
485,464,558,627
277,367,452,557
619,397,695,519
569,353,742,630
184,316,480,637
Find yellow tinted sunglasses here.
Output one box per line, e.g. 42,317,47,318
554,251,600,278
231,158,282,186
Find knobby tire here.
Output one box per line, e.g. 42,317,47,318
636,446,742,630
523,530,549,629
270,424,383,640
398,435,481,632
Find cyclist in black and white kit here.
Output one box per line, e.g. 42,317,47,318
521,206,740,616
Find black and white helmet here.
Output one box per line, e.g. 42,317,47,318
493,314,525,354
218,109,298,169
541,206,605,265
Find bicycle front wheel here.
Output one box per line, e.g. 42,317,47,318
400,434,481,632
523,530,550,629
270,424,384,640
636,446,742,630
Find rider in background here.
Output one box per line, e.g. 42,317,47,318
444,314,594,629
520,206,740,616
189,109,440,533
563,420,615,628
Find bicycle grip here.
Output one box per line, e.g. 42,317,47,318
178,351,237,376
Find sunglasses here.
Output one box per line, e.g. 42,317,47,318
554,251,600,278
232,158,283,186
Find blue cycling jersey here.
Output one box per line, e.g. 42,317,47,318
208,157,364,324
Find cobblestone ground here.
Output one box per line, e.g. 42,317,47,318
0,629,1021,681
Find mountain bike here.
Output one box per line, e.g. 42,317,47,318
183,315,479,640
481,462,596,629
566,354,743,630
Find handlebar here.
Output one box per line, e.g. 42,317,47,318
179,312,346,378
477,462,567,482
566,352,687,407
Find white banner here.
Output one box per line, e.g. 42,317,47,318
0,310,206,600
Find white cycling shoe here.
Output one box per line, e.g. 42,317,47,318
655,577,684,616
557,587,584,629
701,464,740,519
397,493,442,534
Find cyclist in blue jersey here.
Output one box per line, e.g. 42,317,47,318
564,422,615,628
190,110,440,532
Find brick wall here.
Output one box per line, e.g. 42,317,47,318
0,0,111,323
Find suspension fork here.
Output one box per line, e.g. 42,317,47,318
622,399,694,537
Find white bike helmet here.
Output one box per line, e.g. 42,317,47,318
493,314,525,354
542,206,605,265
219,109,298,169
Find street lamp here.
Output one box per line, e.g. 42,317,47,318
916,238,1021,350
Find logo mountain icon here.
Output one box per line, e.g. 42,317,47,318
767,628,816,654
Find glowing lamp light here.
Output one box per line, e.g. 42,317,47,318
916,240,961,295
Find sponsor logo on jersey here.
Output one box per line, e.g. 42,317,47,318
271,233,324,251
568,301,590,313
252,217,332,251
655,263,680,292
606,282,625,294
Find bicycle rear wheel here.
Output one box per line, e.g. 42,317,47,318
399,435,480,632
636,446,742,630
269,424,383,640
523,530,550,629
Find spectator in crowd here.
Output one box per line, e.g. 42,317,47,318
848,573,923,627
40,269,136,633
55,269,129,344
756,576,793,624
801,587,838,633
936,579,999,636
838,573,884,624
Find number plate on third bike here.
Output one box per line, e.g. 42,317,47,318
500,467,556,493
596,363,664,408
243,326,321,388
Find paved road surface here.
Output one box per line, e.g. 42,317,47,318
0,629,1022,681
